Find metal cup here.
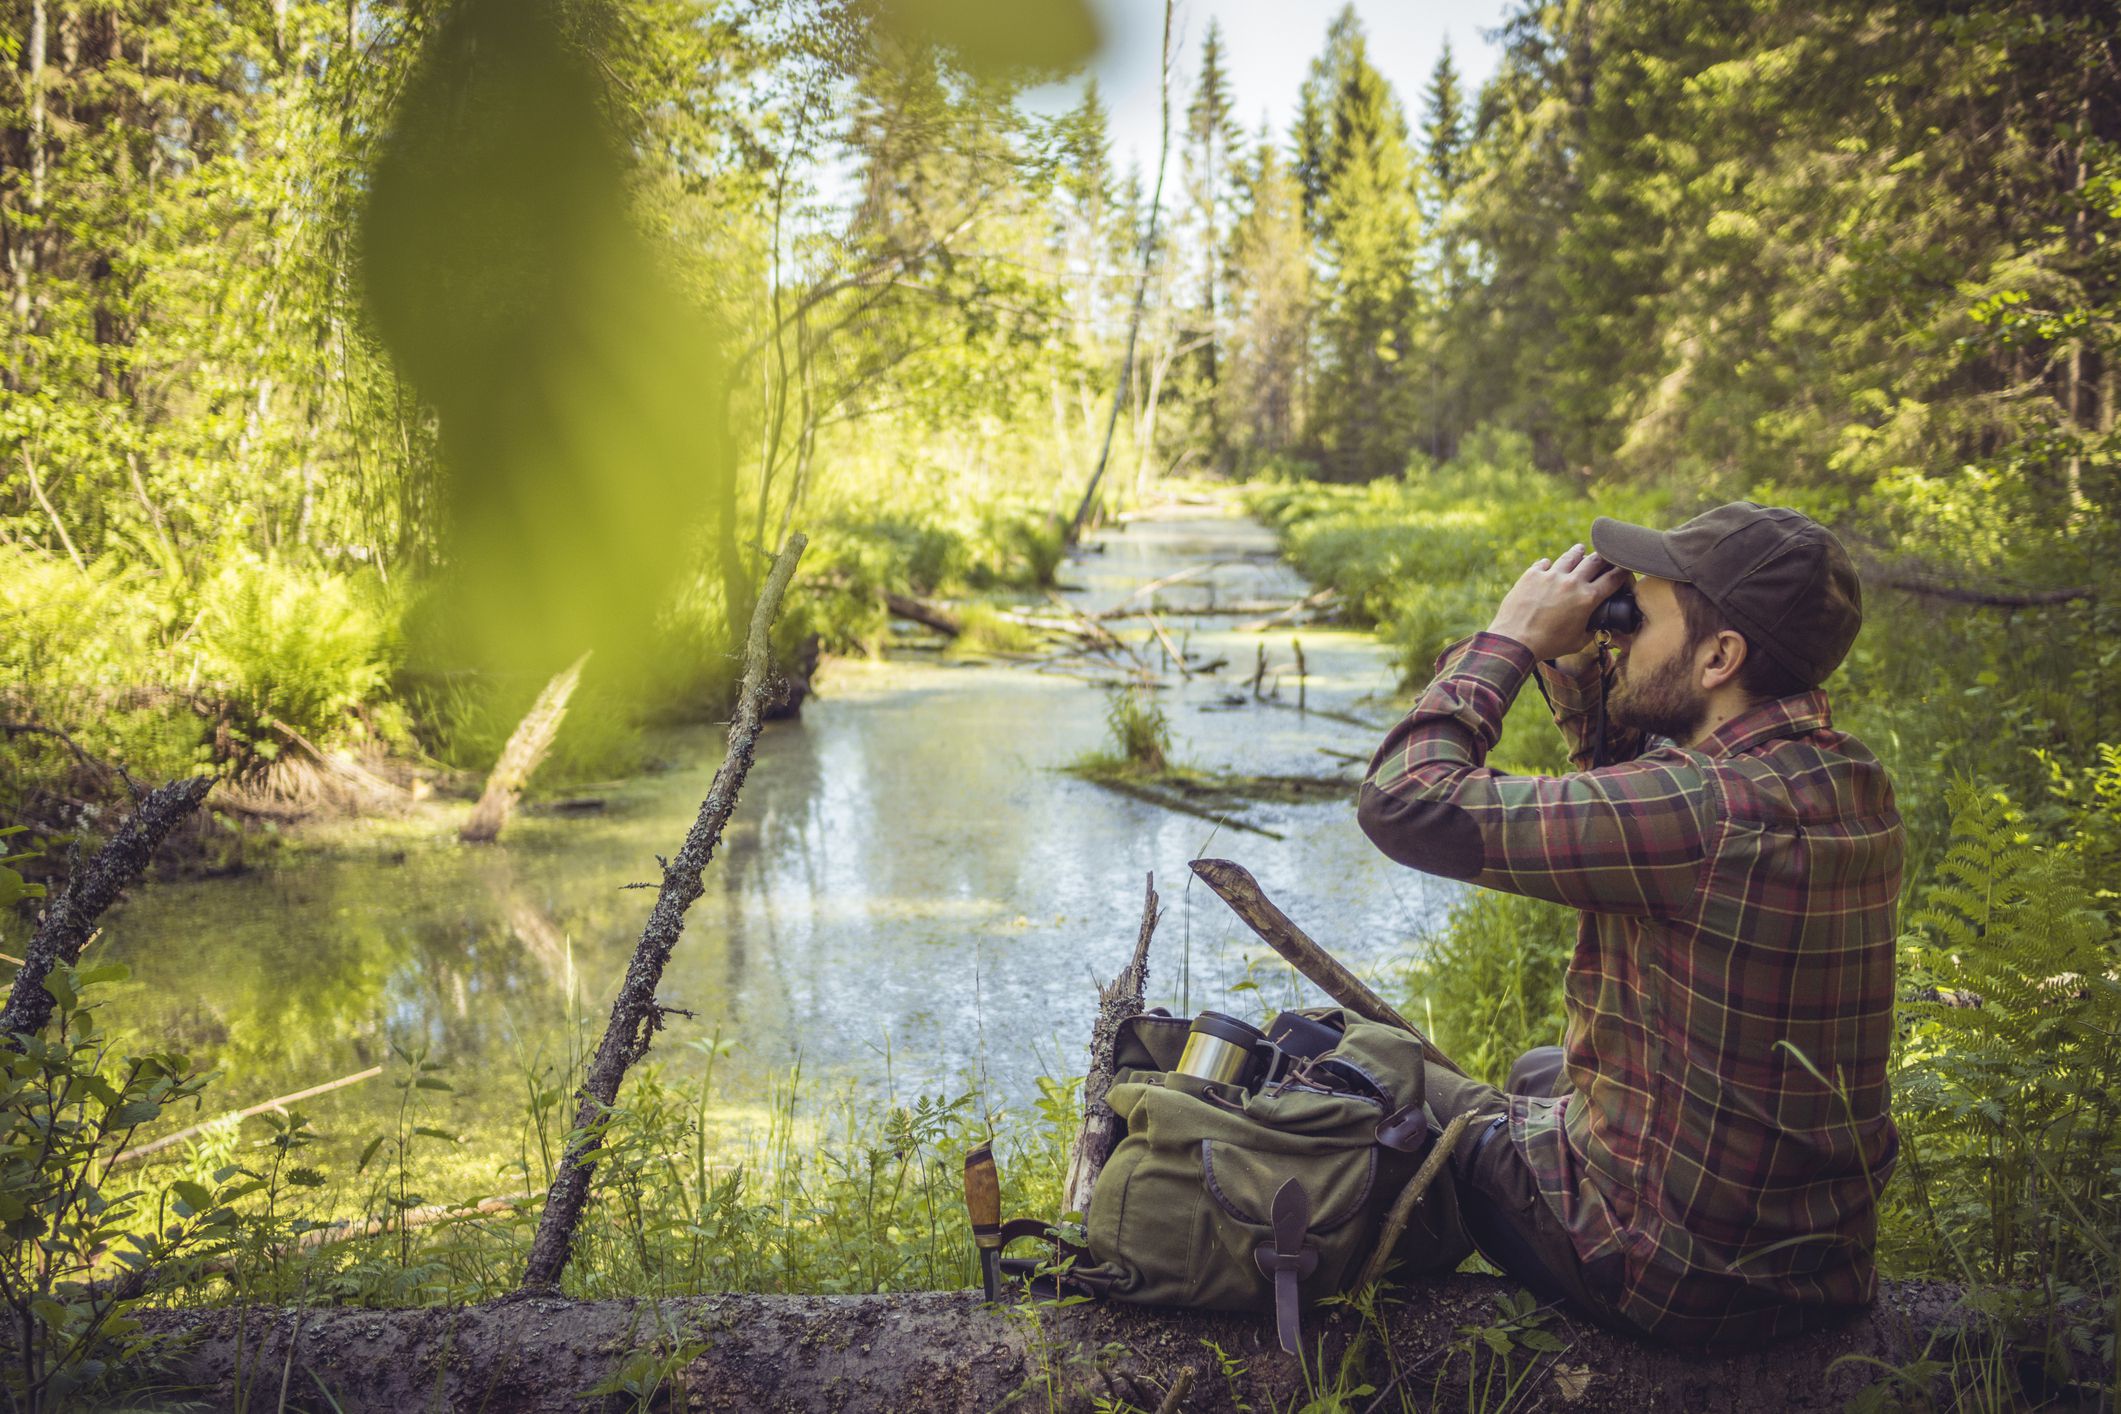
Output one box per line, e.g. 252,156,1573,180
1176,1011,1266,1088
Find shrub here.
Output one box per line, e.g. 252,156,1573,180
1102,685,1171,774
190,553,396,752
1888,780,2121,1304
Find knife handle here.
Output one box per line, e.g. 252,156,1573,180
963,1143,1002,1248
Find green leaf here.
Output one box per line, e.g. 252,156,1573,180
109,1099,161,1129
356,1135,386,1173
170,1179,211,1214
41,971,77,1012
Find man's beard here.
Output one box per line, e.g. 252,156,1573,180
1608,648,1708,744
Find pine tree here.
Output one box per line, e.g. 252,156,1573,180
1291,5,1364,239
1054,77,1119,342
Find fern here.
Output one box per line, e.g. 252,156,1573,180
1893,779,2121,1298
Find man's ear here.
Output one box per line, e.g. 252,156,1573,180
1698,629,1748,692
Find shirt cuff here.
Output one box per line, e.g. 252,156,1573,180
1534,652,1604,717
1445,630,1540,691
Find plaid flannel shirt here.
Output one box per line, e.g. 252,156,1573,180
1359,632,1903,1346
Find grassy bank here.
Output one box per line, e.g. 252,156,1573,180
0,478,1068,858
1250,448,2121,1400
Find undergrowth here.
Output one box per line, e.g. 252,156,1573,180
1261,447,2121,1409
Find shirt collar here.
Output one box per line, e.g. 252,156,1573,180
1695,690,1832,759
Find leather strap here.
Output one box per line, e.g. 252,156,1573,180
1374,1101,1430,1152
1252,1178,1318,1355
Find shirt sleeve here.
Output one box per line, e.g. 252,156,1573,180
1532,651,1650,769
1356,632,1717,918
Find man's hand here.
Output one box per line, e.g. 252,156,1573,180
1486,544,1629,662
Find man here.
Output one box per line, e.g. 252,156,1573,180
1356,502,1903,1348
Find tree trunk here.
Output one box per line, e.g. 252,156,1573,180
1068,0,1173,545
120,1278,2051,1414
460,652,590,844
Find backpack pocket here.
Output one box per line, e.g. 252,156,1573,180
1197,1089,1383,1300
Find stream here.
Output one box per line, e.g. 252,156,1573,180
96,503,1465,1170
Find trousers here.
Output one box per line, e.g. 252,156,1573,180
1425,1046,1644,1335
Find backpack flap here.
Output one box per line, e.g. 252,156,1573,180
1112,1012,1190,1074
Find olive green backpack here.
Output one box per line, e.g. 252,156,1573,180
1000,1009,1472,1354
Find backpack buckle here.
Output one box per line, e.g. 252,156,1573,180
1252,1178,1319,1355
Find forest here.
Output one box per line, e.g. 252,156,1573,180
0,0,2115,1408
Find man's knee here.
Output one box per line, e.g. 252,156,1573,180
1424,1060,1504,1125
1505,1045,1567,1098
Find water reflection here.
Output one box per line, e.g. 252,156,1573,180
98,510,1464,1163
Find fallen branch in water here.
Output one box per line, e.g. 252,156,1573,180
1145,611,1191,678
111,1066,385,1166
1075,775,1285,840
515,533,805,1293
1236,586,1339,632
461,652,590,844
883,590,963,637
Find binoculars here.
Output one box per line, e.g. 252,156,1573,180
1587,581,1642,636
1173,1010,1345,1091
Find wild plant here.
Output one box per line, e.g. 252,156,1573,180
0,962,249,1413
1102,686,1171,775
1888,779,2120,1394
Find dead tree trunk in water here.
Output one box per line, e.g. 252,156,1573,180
516,535,805,1292
1067,0,1172,546
460,651,589,843
1,776,212,1042
1061,873,1159,1216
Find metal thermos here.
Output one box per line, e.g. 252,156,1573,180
1176,1011,1265,1087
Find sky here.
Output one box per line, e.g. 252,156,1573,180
1023,0,1516,179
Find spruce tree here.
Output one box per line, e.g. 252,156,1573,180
1308,29,1422,481
1421,41,1467,199
1292,5,1364,239
1182,19,1240,457
1222,127,1311,465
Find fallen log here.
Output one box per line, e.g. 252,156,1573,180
461,652,590,844
883,590,962,637
123,1277,2039,1413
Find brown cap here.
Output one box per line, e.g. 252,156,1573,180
1591,501,1863,689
